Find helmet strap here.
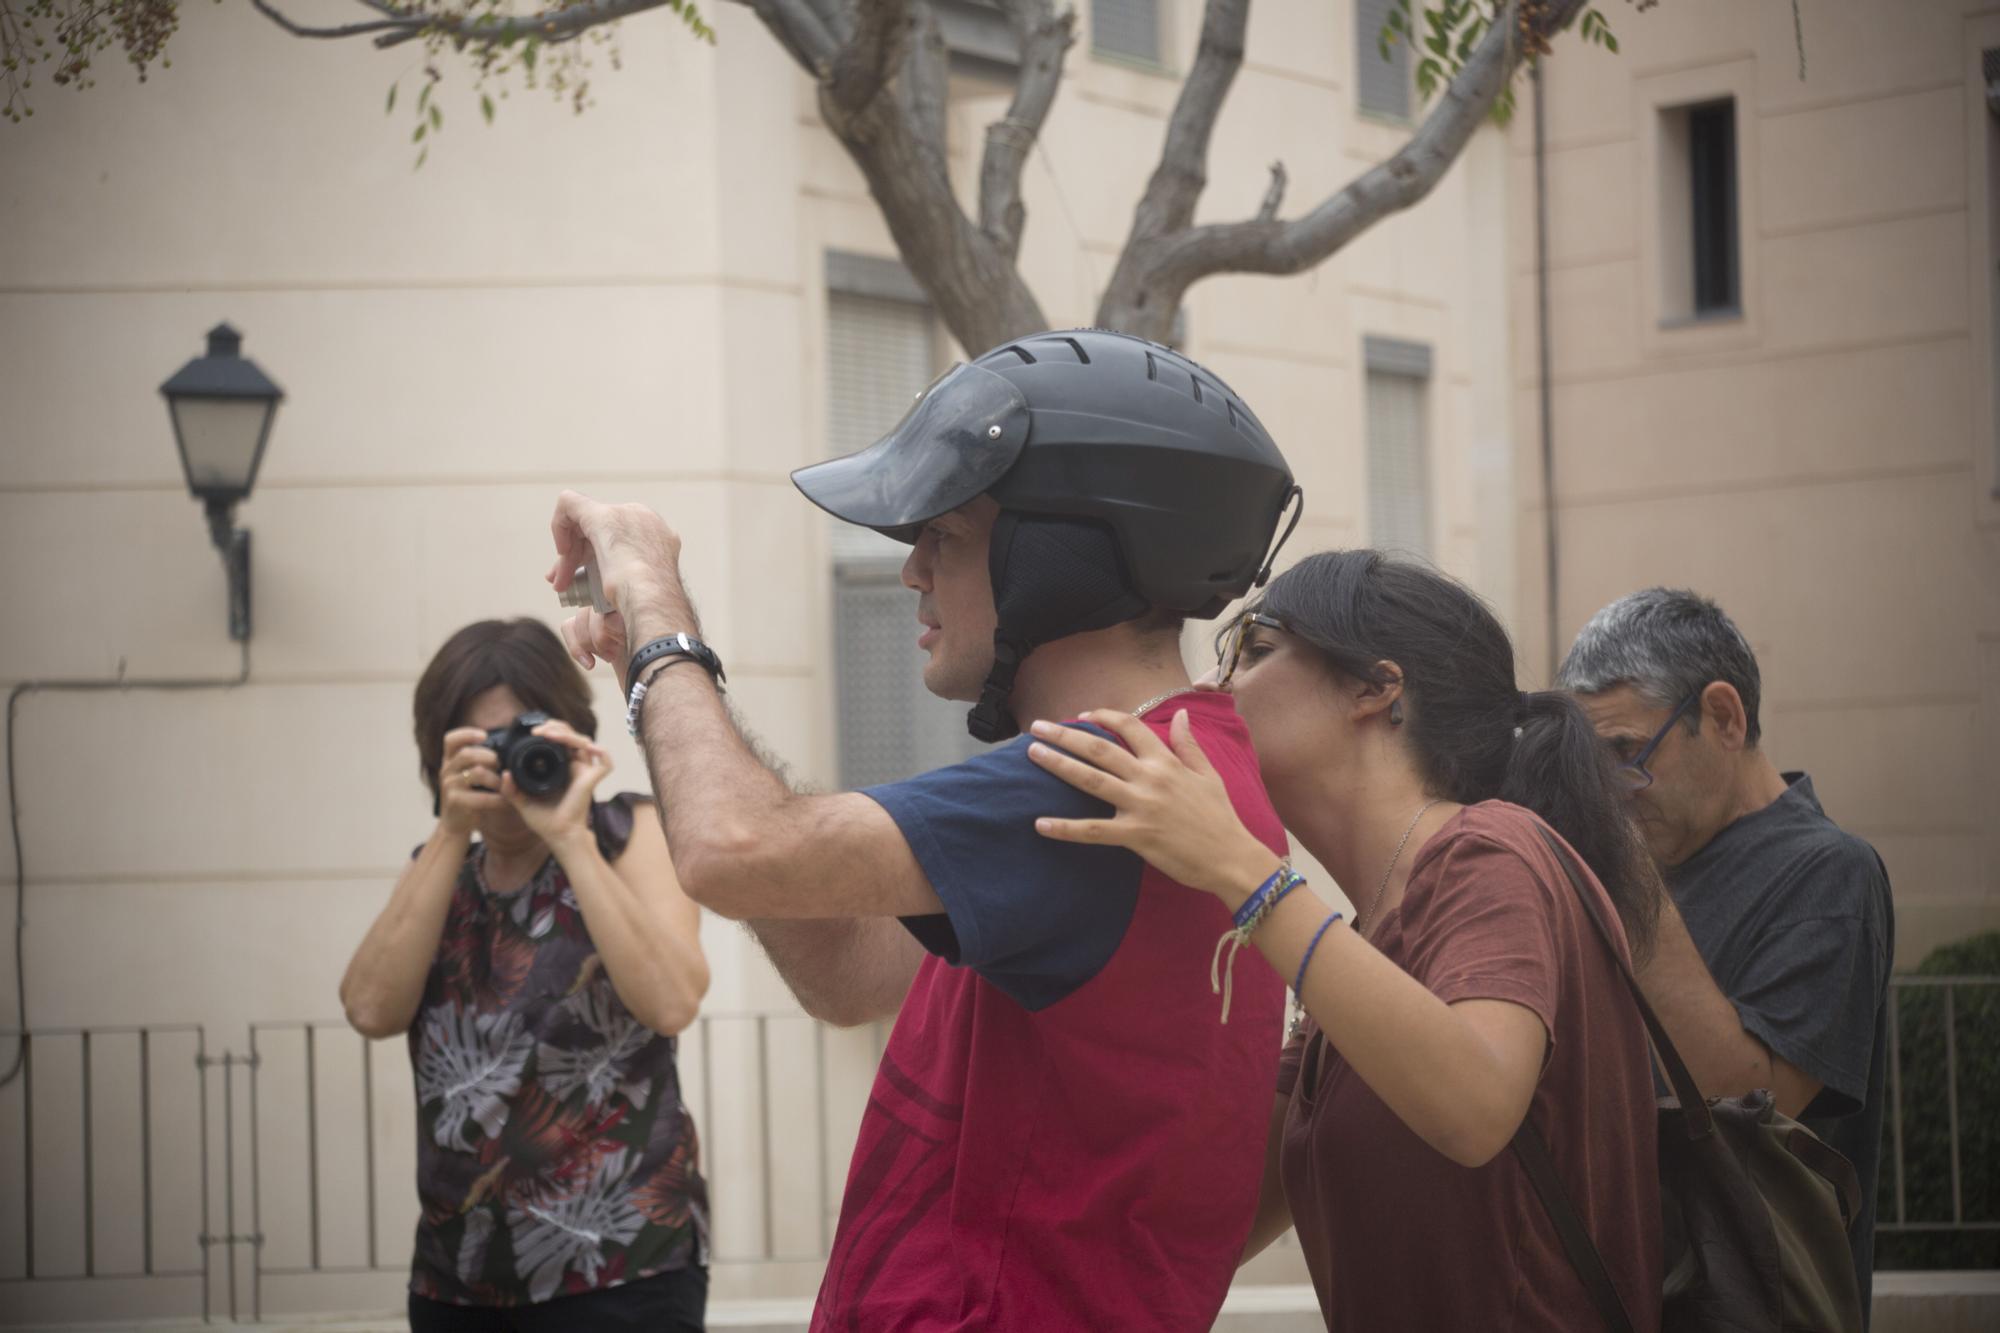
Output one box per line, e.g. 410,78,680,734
968,635,1029,743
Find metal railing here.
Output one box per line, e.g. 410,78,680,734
1878,974,1998,1240
0,1025,215,1322
4,977,1989,1324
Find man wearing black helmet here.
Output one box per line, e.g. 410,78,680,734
548,329,1301,1330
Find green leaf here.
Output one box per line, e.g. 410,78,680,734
386,82,397,115
1416,56,1441,99
415,145,429,170
1424,32,1447,57
480,92,494,123
1604,32,1619,54
418,80,431,114
428,103,442,130
413,121,426,143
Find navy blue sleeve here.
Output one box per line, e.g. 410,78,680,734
862,726,1144,1011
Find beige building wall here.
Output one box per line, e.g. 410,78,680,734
0,0,1511,1320
1513,0,2000,967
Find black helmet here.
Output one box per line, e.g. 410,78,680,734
794,328,1302,742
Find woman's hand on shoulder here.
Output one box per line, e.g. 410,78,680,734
504,718,612,852
438,727,505,836
1025,709,1275,901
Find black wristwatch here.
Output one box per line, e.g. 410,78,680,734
626,632,727,689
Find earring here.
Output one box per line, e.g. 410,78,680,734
1388,699,1404,726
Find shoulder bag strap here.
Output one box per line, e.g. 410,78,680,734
1505,822,1689,1333
1512,1118,1636,1333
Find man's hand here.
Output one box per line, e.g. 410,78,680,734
547,490,693,682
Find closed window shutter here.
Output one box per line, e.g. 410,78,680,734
1092,0,1160,63
1366,368,1431,559
833,565,984,789
826,292,934,562
1356,0,1411,119
826,288,981,785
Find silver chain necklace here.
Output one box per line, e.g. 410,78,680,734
1355,798,1442,937
1132,685,1199,718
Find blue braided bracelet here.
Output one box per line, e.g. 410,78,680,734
1293,910,1345,996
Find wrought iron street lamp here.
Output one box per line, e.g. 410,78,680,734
159,324,283,641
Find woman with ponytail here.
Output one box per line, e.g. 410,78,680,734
1024,550,1662,1332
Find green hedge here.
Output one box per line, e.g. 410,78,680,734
1873,930,2000,1271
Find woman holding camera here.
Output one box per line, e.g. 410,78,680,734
341,618,710,1332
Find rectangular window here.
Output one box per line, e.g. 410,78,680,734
1364,336,1433,560
1092,0,1161,65
1688,101,1739,315
1660,98,1741,321
825,267,981,785
1356,0,1411,120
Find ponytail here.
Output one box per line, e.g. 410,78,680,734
1501,690,1660,960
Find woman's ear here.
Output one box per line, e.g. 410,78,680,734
1350,660,1404,725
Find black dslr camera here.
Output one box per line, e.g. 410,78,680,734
484,712,570,799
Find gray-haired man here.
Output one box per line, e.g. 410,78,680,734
1559,588,1893,1317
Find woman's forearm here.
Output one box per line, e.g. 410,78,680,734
1245,883,1545,1168
551,833,709,1035
340,825,468,1038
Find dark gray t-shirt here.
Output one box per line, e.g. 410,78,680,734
1667,772,1893,1308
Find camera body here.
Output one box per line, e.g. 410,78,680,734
484,712,570,800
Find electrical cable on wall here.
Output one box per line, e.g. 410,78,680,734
1,642,251,1088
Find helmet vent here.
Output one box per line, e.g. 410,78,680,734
1144,350,1160,381
998,343,1038,365
1189,377,1205,404
1225,399,1240,429
1057,336,1091,364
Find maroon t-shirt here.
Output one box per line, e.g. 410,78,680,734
1277,802,1661,1332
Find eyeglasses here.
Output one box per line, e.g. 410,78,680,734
1617,692,1701,792
1214,610,1285,688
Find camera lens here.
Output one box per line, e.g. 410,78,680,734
510,739,569,798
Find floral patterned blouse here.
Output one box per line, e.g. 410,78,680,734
406,792,708,1307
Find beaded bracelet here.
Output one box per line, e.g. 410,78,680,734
1209,864,1306,1024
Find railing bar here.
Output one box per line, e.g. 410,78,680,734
758,1015,774,1262
223,1054,236,1322
1944,986,1962,1225
197,1030,210,1325
700,1019,714,1192
22,1033,33,1280
141,1030,153,1276
362,1034,377,1270
251,1045,265,1324
306,1026,320,1272
82,1029,94,1278
1887,985,1906,1226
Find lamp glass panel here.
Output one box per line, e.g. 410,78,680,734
170,396,269,495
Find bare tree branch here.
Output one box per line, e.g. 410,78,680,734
1099,0,1586,340
744,0,841,71
246,0,416,42
898,0,949,175
976,0,1074,263
1255,160,1286,222
251,0,682,51
1127,0,1248,242
825,0,911,114
744,0,839,70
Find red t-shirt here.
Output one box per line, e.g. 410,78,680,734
813,693,1288,1331
1277,802,1662,1332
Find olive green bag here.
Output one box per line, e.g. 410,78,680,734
1511,826,1866,1333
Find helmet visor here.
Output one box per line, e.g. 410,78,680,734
792,362,1030,541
